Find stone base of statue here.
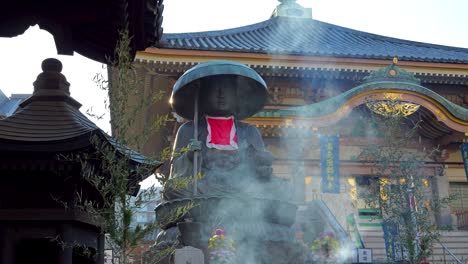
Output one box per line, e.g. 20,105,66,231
149,195,310,264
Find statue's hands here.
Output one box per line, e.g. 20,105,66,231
256,165,273,181
254,149,274,166
246,146,274,180
187,139,202,152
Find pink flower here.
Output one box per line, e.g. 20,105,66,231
215,229,225,236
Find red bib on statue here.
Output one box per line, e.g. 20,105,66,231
206,116,238,150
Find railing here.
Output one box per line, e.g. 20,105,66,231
454,210,468,230
346,213,364,249
433,240,463,264
310,200,349,243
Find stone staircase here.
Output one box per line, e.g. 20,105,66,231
356,222,387,263
428,231,468,263
320,197,468,263
355,221,468,263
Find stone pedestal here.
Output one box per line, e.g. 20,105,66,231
174,246,204,264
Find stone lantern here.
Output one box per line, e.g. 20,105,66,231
0,58,159,264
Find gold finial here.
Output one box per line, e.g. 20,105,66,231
392,57,399,64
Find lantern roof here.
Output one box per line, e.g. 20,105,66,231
0,58,160,176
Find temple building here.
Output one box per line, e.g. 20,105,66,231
126,0,468,262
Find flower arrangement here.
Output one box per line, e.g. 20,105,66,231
310,231,340,263
208,229,236,264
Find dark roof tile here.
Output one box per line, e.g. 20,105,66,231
0,59,161,176
158,17,468,64
0,100,97,141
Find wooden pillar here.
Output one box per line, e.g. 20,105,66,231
0,226,15,264
59,224,73,264
58,248,73,264
96,232,105,264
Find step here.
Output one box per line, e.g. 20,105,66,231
358,224,383,229
360,233,384,239
439,237,468,243
428,255,468,264
359,230,384,235
434,243,468,249
440,231,468,237
361,237,385,244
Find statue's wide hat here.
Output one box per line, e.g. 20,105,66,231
171,60,268,120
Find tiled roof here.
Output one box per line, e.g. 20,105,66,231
158,16,468,64
0,99,97,142
0,59,98,143
0,59,161,170
0,91,29,118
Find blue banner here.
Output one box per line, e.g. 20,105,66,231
383,221,400,261
461,142,468,180
320,135,340,193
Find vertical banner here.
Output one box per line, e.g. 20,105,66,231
461,142,468,180
320,135,340,193
383,221,401,262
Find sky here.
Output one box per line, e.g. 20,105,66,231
1,0,467,187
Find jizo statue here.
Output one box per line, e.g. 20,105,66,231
163,61,290,201
154,61,298,264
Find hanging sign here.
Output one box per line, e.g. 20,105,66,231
461,142,468,179
357,248,373,263
383,221,402,262
320,135,340,193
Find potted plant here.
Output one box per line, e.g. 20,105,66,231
310,232,340,263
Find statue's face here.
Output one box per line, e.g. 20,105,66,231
201,78,237,116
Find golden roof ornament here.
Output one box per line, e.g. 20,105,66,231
366,101,420,117
364,57,421,117
363,57,420,85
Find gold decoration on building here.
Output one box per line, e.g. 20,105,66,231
380,178,389,201
383,92,403,101
347,177,357,206
366,101,420,117
422,178,430,187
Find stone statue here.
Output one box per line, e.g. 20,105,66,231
154,61,299,264
163,77,287,200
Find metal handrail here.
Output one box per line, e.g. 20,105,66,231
315,200,349,243
437,239,463,264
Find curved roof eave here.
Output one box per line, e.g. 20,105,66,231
276,81,468,131
157,16,468,64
